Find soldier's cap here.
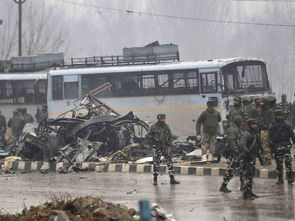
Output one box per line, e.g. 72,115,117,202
281,94,287,97
274,108,284,115
207,100,214,106
157,113,166,119
254,96,261,101
234,96,242,102
246,118,258,125
42,104,48,109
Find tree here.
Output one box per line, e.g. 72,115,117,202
0,0,68,60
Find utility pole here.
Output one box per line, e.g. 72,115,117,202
13,0,26,57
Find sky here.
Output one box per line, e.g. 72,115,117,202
1,0,295,99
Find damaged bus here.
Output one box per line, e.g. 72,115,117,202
47,57,271,136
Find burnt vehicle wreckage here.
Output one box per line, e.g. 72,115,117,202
14,83,152,166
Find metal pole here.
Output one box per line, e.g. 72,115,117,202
13,0,26,56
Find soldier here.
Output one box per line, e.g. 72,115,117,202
228,96,247,128
145,114,180,186
239,118,262,200
196,100,221,161
278,94,293,127
242,96,252,120
20,108,34,124
8,110,22,140
220,116,243,193
35,105,48,123
260,96,275,165
0,110,6,133
247,96,261,121
268,108,295,184
0,110,6,148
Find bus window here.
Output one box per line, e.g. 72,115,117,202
222,61,269,94
172,71,199,94
64,82,78,99
111,74,140,96
157,74,169,88
82,75,110,96
52,76,63,100
201,72,217,93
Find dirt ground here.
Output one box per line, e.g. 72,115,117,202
0,196,135,221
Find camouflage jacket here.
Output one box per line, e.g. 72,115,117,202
145,121,173,148
226,123,242,155
260,105,274,130
268,120,295,148
239,127,262,159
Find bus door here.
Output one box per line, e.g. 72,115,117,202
199,69,220,107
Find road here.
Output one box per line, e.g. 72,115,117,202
0,172,294,221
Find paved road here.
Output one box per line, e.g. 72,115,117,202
0,172,294,221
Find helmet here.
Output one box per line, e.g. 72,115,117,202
233,116,243,126
246,118,258,125
157,113,166,120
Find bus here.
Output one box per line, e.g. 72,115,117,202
0,71,48,119
47,57,271,136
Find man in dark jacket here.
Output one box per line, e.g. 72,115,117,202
239,118,262,200
196,100,221,161
220,116,243,193
145,113,180,186
268,108,295,184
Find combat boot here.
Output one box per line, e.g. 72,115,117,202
248,190,259,198
276,174,284,185
287,172,294,184
219,183,231,193
243,191,255,200
170,175,180,185
153,175,158,186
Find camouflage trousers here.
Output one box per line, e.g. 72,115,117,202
153,147,174,176
274,146,293,176
201,133,217,155
260,130,272,160
240,156,256,192
222,156,241,185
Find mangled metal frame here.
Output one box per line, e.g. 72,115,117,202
18,83,150,161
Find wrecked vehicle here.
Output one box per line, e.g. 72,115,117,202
16,85,150,162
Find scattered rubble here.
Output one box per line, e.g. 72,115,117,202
0,196,135,221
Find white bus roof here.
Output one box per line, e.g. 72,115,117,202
48,57,265,76
0,71,48,80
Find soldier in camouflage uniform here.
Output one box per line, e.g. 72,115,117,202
260,96,275,165
239,118,262,200
196,100,221,161
268,108,295,184
278,94,293,127
0,110,6,148
145,114,180,185
247,96,261,121
228,96,247,128
220,116,243,193
8,110,22,141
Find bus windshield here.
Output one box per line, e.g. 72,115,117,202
222,61,269,95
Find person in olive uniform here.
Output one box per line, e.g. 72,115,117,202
228,96,247,128
196,100,221,161
239,118,262,200
220,116,243,193
247,96,261,121
35,105,48,123
260,96,275,165
268,108,295,184
8,109,22,141
278,94,293,127
0,110,6,148
145,114,180,186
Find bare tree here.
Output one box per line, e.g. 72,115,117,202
0,3,18,60
0,1,67,59
22,1,68,56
